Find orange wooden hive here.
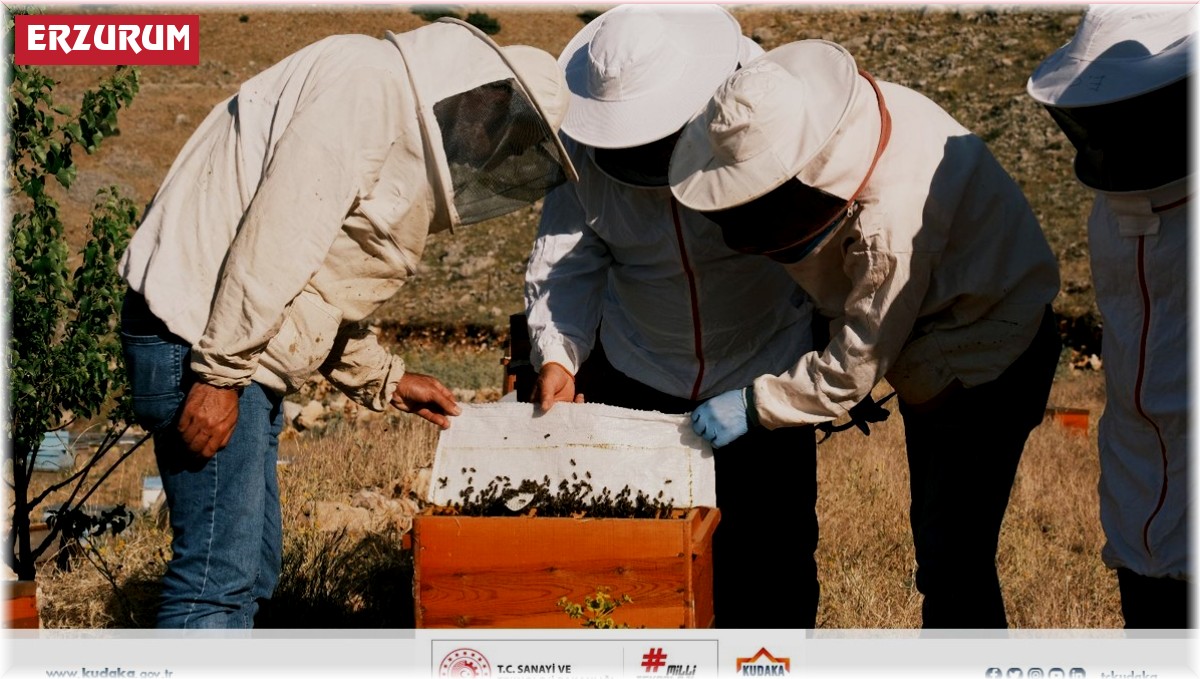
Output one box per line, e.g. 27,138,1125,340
4,580,39,629
413,506,719,629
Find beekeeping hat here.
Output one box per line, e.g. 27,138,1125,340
1027,4,1196,108
387,18,577,228
559,4,745,149
670,40,868,212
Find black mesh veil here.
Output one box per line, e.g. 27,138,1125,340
434,78,569,225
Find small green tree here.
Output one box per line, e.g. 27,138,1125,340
5,11,150,581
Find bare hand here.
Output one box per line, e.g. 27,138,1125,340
531,362,584,413
178,382,240,460
390,372,461,429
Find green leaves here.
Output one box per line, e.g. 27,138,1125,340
5,31,143,578
557,587,634,629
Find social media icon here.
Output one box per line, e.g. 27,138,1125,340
1048,670,1065,679
1070,670,1086,678
1028,670,1044,678
1008,669,1024,678
987,670,1003,678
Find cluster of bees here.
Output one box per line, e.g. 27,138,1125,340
436,465,677,519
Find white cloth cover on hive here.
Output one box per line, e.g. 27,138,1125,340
428,402,716,508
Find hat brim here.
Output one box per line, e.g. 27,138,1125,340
670,40,860,212
559,6,743,149
1027,33,1194,107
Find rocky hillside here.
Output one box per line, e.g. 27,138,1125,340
42,5,1096,339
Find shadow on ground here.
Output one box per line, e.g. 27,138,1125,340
256,532,415,629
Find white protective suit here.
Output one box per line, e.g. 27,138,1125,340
120,22,568,410
525,135,814,401
1089,178,1190,580
749,78,1061,427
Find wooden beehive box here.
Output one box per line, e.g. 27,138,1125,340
413,506,719,629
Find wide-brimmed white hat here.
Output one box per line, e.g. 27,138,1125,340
559,4,744,149
1027,4,1195,108
670,40,862,212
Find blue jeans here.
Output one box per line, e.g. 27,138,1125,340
120,290,283,628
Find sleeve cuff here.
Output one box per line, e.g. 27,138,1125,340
190,347,256,389
379,355,409,411
743,386,761,429
531,342,579,376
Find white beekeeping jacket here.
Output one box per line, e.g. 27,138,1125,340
752,78,1061,427
525,136,815,401
1090,176,1190,580
121,22,569,410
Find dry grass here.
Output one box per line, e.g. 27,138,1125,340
36,413,440,628
815,370,1121,629
33,367,1121,629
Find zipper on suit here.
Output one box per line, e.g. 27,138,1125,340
1134,234,1170,557
670,198,706,401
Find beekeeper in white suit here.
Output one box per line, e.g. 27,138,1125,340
670,40,1062,628
524,5,820,628
1028,5,1192,629
118,18,576,628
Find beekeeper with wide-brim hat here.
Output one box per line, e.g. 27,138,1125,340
1028,4,1194,628
669,38,1063,628
119,18,576,629
524,5,823,628
1027,3,1193,192
559,4,746,149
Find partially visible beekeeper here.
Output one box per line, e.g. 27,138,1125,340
118,18,576,629
1028,4,1193,629
669,40,1062,628
524,4,820,628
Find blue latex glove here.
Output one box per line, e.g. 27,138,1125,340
691,388,750,448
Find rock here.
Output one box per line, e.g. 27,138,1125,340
328,393,349,415
441,242,466,266
751,26,776,45
311,502,373,533
350,489,394,513
456,255,497,279
295,400,326,431
282,400,303,428
476,387,502,403
401,467,432,499
397,497,422,517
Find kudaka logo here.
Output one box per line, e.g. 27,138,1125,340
440,648,492,677
640,648,697,676
736,648,791,676
14,15,200,66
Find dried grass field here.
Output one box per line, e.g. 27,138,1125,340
33,370,1119,629
22,5,1126,629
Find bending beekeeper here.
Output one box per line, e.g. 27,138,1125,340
118,19,576,628
669,40,1062,628
524,5,820,628
1028,4,1192,628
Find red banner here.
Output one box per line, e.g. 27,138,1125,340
14,15,199,66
